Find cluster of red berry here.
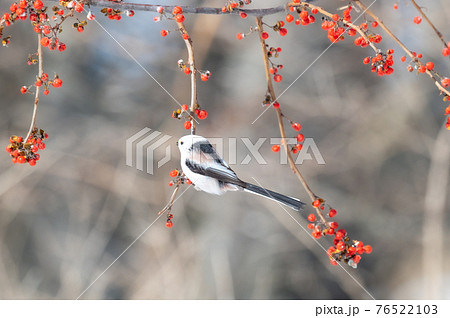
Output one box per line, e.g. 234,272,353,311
221,0,251,13
6,128,48,166
100,7,134,21
307,198,372,267
286,6,317,26
21,73,62,96
172,104,208,130
363,49,395,76
271,120,304,154
158,6,186,34
177,59,210,81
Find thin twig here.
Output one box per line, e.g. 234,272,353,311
354,0,450,98
176,20,197,135
410,0,448,49
157,180,182,215
255,17,327,224
24,33,43,143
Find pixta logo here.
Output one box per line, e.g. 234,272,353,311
126,128,172,174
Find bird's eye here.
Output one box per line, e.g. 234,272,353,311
180,141,184,145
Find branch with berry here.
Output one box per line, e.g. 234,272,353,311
3,0,450,267
254,16,372,268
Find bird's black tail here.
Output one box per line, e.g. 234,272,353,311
242,183,305,211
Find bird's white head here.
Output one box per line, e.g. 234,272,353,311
177,135,208,155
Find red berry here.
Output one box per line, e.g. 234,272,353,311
279,28,287,36
426,62,434,70
393,4,398,9
236,33,244,40
181,104,189,111
307,223,314,229
166,220,173,228
299,11,308,20
175,14,185,23
307,214,315,222
200,74,209,81
443,47,450,57
336,241,345,250
29,159,37,166
330,222,338,229
77,26,84,32
273,74,282,82
332,14,339,21
272,145,280,152
312,199,321,207
168,181,174,186
160,30,168,37
330,259,338,266
33,0,43,11
291,123,301,131
261,32,269,40
198,110,208,120
400,56,406,62
18,0,27,9
182,33,189,40
286,14,293,23
20,86,27,94
184,121,192,130
52,78,62,88
363,57,370,64
442,78,450,88
273,101,280,109
328,209,337,218
172,6,183,15
296,134,304,143
363,245,372,254
170,169,179,177
75,3,84,13
418,65,426,73
184,67,191,75
17,156,26,164
240,12,247,19
444,106,450,115
413,16,422,24
44,90,49,95
372,21,378,28
311,8,318,15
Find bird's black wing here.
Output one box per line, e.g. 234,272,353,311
185,159,246,187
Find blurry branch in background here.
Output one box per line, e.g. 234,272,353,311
410,0,449,49
422,126,449,299
354,1,450,99
24,33,43,143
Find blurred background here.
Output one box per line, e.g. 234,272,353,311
0,0,449,299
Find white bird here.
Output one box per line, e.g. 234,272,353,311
177,135,305,211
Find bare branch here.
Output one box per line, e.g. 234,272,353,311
410,0,448,49
255,17,326,224
176,21,197,135
24,33,43,143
